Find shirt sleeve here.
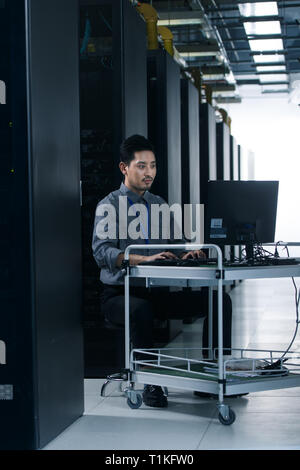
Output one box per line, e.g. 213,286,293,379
92,198,123,272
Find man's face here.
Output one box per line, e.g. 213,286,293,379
121,150,157,193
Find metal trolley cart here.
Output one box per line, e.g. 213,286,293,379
118,244,300,425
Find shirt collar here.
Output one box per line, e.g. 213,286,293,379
120,182,150,204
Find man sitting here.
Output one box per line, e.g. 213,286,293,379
92,135,232,407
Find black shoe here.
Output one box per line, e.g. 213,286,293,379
142,385,168,408
194,391,249,399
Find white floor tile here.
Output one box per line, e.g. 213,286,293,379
198,412,300,450
44,392,216,450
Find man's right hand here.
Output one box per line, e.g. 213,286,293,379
117,251,179,267
142,251,179,263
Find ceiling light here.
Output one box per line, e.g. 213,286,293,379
157,11,204,26
256,65,286,72
202,74,226,80
235,74,258,80
253,54,285,63
227,71,236,85
259,73,288,82
261,84,289,92
158,19,203,26
179,51,220,57
244,21,281,36
239,2,278,17
249,39,284,51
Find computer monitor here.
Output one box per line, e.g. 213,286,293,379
204,181,279,261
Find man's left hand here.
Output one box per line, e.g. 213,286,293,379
180,250,206,260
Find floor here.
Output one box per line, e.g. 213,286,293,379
43,277,300,450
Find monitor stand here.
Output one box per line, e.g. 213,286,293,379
245,243,255,264
237,224,256,264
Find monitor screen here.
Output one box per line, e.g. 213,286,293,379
204,181,279,248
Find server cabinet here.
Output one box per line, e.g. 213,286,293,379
230,135,240,262
216,121,231,262
0,0,83,450
147,49,182,341
79,0,148,377
216,122,231,181
181,78,200,206
248,150,255,180
230,135,239,181
199,103,217,204
239,145,248,180
238,144,242,180
148,49,182,205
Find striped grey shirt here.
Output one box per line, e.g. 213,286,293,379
92,183,186,285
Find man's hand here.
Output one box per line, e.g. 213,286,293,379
145,251,179,263
180,250,206,260
117,251,179,267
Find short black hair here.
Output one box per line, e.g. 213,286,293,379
120,134,155,165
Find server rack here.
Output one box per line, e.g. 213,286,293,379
147,49,182,206
180,77,201,250
147,48,183,342
180,78,200,206
230,135,239,182
248,150,255,180
0,0,83,450
238,144,249,180
79,0,148,377
199,103,217,205
216,121,231,266
230,135,240,263
216,122,231,181
238,144,242,180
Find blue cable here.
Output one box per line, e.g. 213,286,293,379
80,16,91,55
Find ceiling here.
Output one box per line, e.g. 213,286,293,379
149,0,300,103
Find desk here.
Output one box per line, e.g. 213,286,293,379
122,244,300,425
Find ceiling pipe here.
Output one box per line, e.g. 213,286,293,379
187,66,203,102
203,84,213,104
157,26,174,56
218,108,231,129
136,3,159,50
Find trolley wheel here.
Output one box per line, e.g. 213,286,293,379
127,393,143,409
218,407,236,425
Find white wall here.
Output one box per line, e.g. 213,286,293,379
223,96,300,257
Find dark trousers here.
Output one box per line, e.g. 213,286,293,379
100,285,232,354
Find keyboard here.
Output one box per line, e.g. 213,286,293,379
139,257,299,268
139,258,218,267
266,257,298,266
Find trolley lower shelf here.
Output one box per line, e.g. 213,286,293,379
130,347,300,397
133,368,300,396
